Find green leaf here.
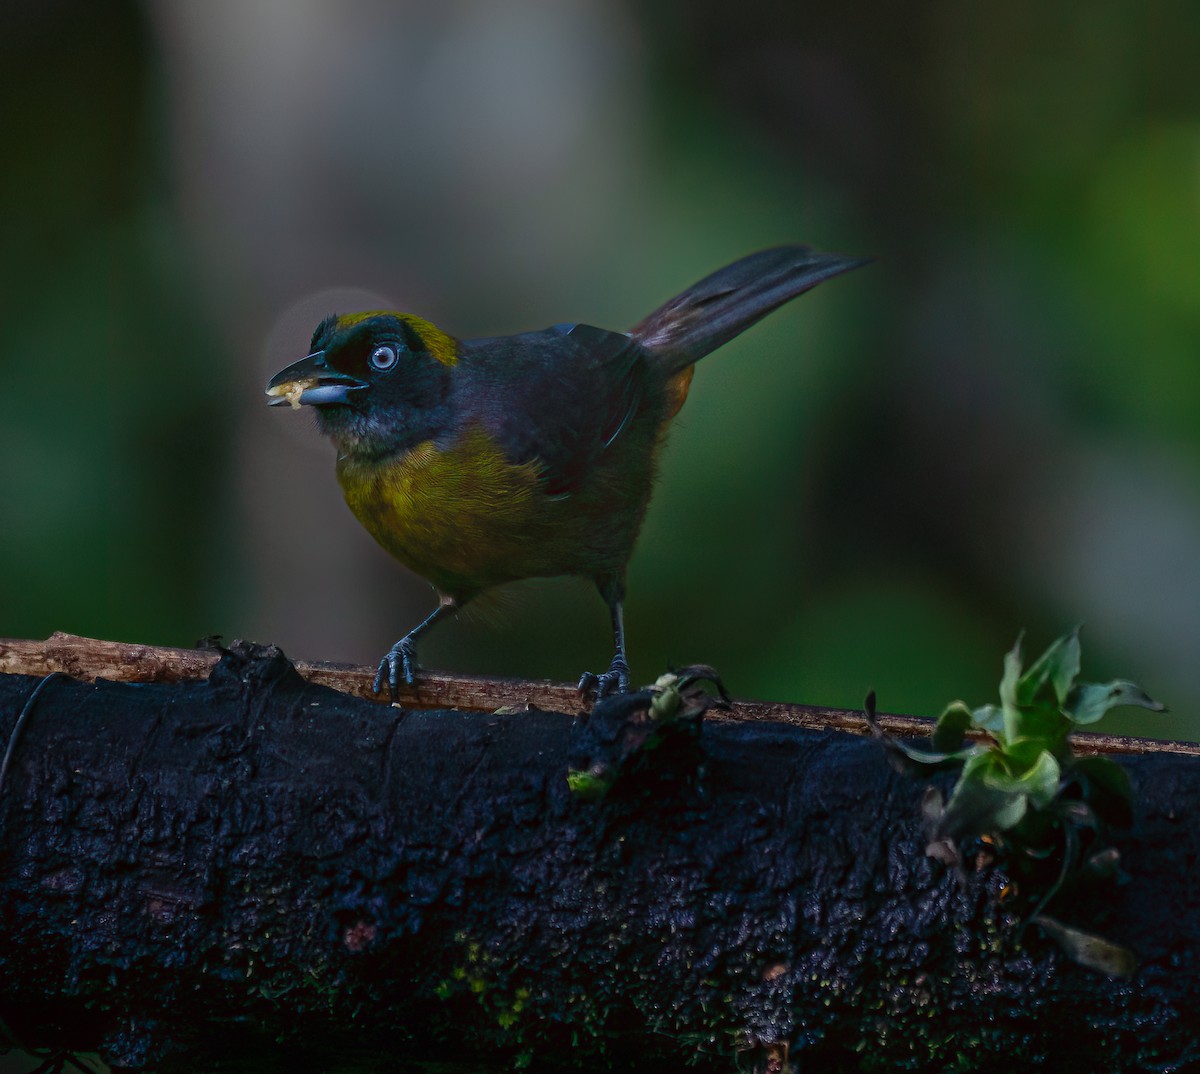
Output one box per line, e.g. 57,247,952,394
990,793,1030,832
867,695,979,771
1003,737,1053,771
878,734,981,772
939,752,1029,837
566,769,612,801
982,748,1061,810
1035,916,1137,978
1021,749,1063,809
999,634,1024,746
933,701,973,753
939,779,1027,840
1073,753,1131,798
973,704,1005,734
1065,680,1166,725
1006,702,1072,752
999,635,1024,707
959,749,999,784
1018,627,1082,707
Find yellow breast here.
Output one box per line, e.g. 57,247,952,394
336,427,548,598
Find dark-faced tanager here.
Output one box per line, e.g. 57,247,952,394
267,246,866,697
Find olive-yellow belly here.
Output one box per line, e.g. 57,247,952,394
338,403,671,602
337,428,552,598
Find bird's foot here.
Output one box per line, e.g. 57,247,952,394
567,665,729,799
374,636,419,699
577,655,631,699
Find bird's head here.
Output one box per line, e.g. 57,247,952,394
266,311,457,455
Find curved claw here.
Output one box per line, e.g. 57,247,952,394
373,637,419,698
577,657,630,699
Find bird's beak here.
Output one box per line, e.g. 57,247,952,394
265,351,368,409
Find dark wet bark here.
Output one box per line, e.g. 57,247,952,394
0,643,1197,1072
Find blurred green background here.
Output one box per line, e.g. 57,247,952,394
3,0,1198,740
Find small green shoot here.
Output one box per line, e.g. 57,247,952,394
869,627,1165,976
567,666,728,800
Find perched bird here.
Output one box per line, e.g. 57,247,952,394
267,246,866,698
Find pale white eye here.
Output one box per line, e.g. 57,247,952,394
370,345,398,372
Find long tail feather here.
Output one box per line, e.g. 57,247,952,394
630,245,869,374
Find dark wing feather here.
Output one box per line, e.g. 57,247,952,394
457,323,649,497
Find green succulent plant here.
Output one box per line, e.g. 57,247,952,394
870,627,1165,976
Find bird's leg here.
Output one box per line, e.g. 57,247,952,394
578,578,631,698
374,595,460,698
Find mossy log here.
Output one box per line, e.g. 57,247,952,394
0,642,1197,1072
